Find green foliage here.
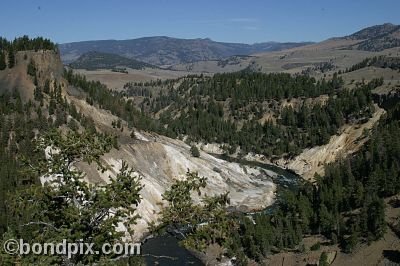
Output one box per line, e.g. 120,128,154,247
159,78,378,157
0,51,6,70
190,145,200,157
159,171,237,258
64,69,168,135
0,91,47,235
310,242,321,251
192,72,341,101
160,171,206,225
7,48,15,68
0,35,57,70
27,59,36,76
237,102,400,261
0,35,57,53
0,83,135,264
2,130,143,264
319,251,329,266
345,55,400,73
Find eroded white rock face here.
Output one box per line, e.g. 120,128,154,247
78,132,276,241
67,94,276,241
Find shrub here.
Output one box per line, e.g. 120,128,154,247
190,145,200,157
310,242,321,251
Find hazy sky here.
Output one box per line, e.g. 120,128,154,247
2,0,399,44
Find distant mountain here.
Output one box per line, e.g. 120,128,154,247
346,23,400,51
59,37,313,66
60,24,400,67
68,51,154,70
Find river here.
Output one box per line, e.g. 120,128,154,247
141,235,203,265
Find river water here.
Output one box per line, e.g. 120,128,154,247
141,235,203,265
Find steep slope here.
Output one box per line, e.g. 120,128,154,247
59,36,312,66
0,50,65,101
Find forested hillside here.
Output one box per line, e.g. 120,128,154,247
0,37,146,265
0,37,66,234
117,72,382,157
154,100,400,264
0,66,102,236
233,100,400,262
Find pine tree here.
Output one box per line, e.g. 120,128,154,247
3,130,143,265
367,198,386,241
159,171,234,253
319,252,329,266
27,59,36,76
0,51,6,70
7,49,15,68
190,145,200,157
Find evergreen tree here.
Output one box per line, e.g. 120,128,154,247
190,145,200,157
27,59,36,76
319,252,329,266
7,48,15,68
159,171,236,258
0,51,6,70
2,130,143,265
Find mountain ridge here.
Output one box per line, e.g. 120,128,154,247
59,36,313,66
59,23,400,67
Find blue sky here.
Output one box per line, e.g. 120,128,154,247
1,0,399,44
